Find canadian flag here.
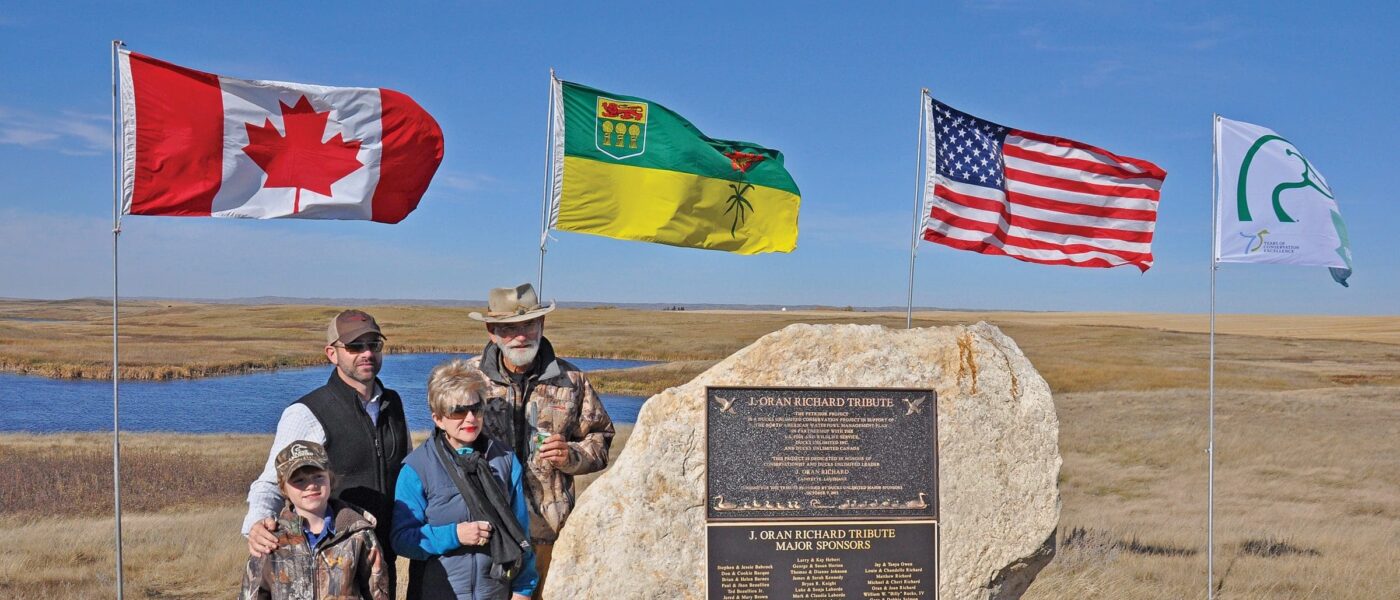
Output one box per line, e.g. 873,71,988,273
118,51,443,223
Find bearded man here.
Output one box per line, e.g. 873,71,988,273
467,283,615,597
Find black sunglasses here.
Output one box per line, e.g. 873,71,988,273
444,403,484,418
337,340,384,353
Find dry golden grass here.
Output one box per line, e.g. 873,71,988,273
4,299,1397,394
0,427,632,600
1,300,920,380
2,300,1397,598
0,508,251,599
587,359,719,396
0,437,259,517
1028,386,1400,599
0,299,491,380
750,309,1400,346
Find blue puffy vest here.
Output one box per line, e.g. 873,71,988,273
402,434,517,600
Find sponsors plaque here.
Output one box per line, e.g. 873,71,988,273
706,387,937,521
707,521,937,600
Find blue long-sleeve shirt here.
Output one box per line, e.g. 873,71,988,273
392,446,538,597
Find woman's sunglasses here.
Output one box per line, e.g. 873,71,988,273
444,402,485,419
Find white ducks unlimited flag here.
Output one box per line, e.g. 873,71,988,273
1215,116,1353,286
118,51,443,223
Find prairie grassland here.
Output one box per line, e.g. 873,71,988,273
3,299,1398,394
1029,386,1400,599
764,309,1400,345
0,427,632,599
1,301,1397,598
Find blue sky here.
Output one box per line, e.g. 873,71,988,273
1,1,1395,314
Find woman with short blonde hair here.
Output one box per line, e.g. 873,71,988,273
427,359,490,417
393,358,536,599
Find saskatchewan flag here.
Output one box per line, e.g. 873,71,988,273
547,78,800,254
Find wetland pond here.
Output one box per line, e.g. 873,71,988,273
0,353,653,433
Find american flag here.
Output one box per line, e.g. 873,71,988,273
922,97,1166,270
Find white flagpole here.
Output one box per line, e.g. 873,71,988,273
906,89,930,329
537,69,558,296
110,38,126,600
1207,112,1221,600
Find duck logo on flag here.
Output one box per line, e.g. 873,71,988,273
595,97,648,160
1235,135,1334,224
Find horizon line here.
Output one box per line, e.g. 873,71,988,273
2,296,1396,317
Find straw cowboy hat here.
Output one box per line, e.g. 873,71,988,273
468,283,556,323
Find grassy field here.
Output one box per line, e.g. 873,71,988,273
0,427,633,599
1,300,1396,598
4,299,1398,394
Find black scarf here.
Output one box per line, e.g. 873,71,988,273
432,432,531,582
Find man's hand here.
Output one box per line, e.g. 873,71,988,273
537,434,572,468
247,518,280,557
511,594,530,600
456,520,492,546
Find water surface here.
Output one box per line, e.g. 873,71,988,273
0,353,653,433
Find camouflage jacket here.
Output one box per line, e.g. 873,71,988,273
239,499,389,600
468,337,615,544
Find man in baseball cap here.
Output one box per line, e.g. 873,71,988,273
243,309,411,596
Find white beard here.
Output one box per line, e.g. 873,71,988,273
502,342,539,368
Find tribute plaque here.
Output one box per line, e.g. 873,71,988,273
706,387,937,521
707,521,937,600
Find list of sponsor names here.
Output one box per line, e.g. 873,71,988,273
863,561,926,598
791,556,847,599
716,563,772,599
707,523,934,599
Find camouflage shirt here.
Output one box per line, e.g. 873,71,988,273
239,499,389,600
468,337,615,544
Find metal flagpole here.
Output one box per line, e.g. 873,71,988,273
110,38,126,600
537,69,558,296
1207,112,1220,600
906,89,930,329
907,88,940,599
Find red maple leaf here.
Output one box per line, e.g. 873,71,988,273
243,96,363,213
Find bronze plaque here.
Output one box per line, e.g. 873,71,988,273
707,521,937,600
706,387,937,521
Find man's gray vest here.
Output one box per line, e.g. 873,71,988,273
403,433,518,600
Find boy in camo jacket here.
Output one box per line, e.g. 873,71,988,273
240,440,389,600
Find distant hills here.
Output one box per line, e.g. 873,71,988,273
2,296,996,313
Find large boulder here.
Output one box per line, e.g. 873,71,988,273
546,322,1061,599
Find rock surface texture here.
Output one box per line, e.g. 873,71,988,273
545,322,1061,599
